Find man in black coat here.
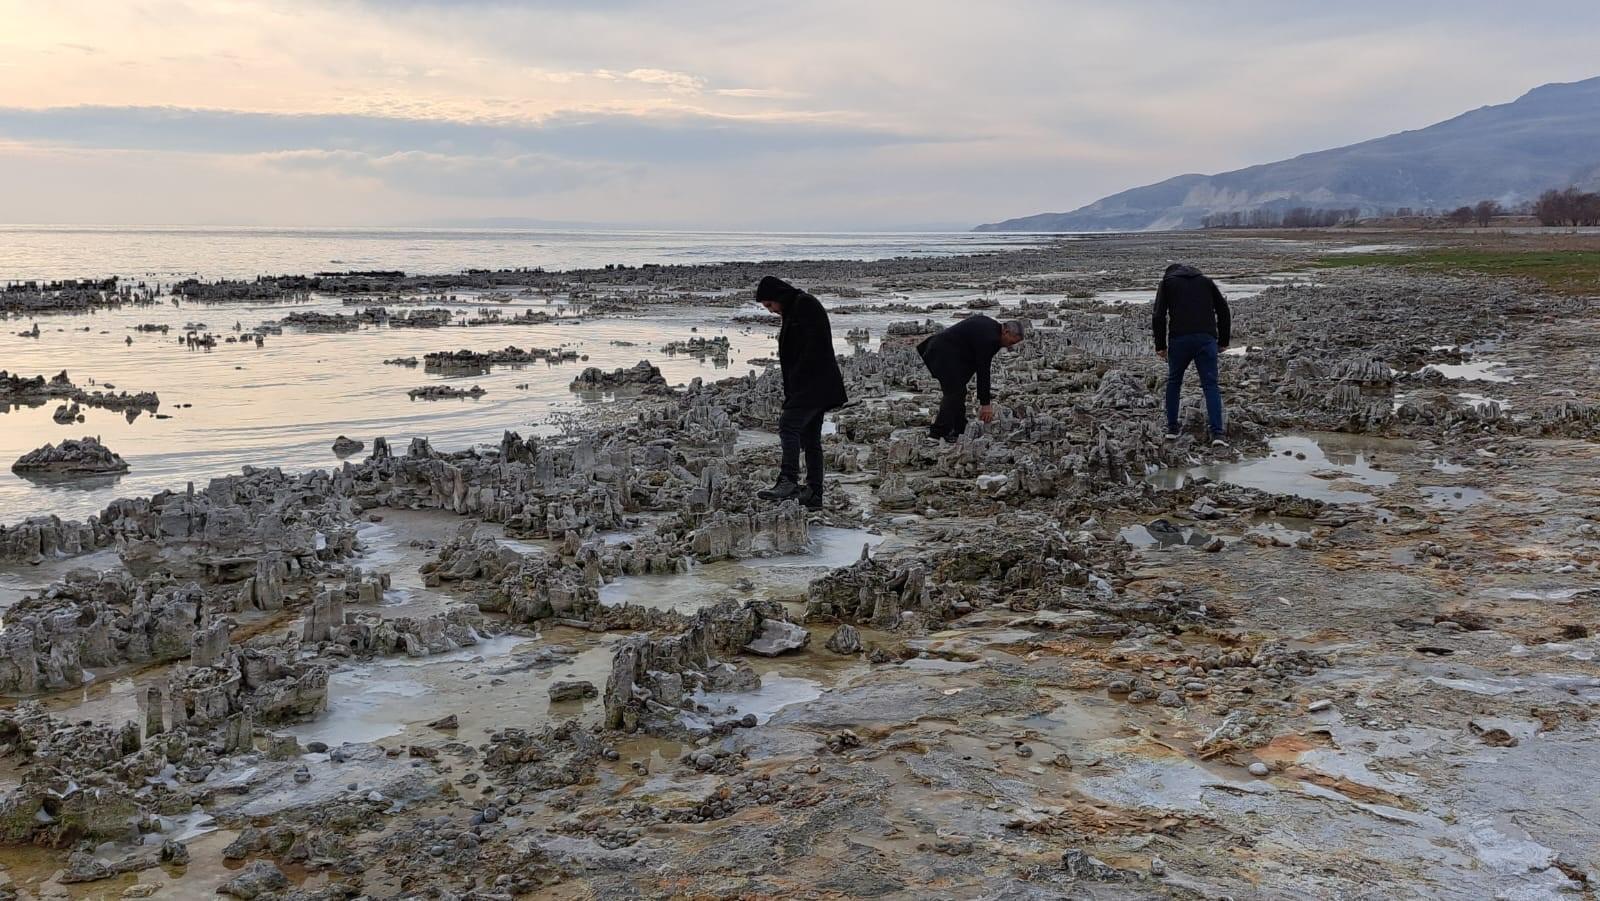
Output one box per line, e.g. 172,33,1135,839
754,276,847,509
916,315,1028,440
1151,263,1232,445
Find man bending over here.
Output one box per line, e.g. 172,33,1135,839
917,315,1028,441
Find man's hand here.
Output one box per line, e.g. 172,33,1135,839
1156,349,1167,361
978,404,995,423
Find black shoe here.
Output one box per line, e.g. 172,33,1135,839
757,479,801,501
797,485,824,510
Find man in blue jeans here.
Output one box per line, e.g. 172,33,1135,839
1152,263,1231,446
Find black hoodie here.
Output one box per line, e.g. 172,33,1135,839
1151,263,1231,351
761,277,848,411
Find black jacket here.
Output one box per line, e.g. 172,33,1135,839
917,314,1003,405
776,289,847,411
1152,264,1231,351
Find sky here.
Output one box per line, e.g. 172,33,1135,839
1,0,1597,230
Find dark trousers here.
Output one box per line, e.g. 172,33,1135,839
778,406,827,490
1165,332,1224,435
930,378,968,440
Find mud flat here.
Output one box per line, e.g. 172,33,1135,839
2,230,1600,898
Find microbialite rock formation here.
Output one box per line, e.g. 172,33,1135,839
11,436,130,475
1,231,1597,898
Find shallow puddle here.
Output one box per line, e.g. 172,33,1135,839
0,547,121,612
1118,522,1210,549
284,629,615,748
686,674,825,729
1426,361,1513,383
599,526,886,613
1244,521,1315,547
1483,585,1597,603
1151,433,1402,504
1325,243,1416,254
355,508,510,618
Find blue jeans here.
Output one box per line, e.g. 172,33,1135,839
1166,333,1224,435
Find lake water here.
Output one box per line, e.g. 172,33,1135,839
0,225,1048,283
1,228,1047,521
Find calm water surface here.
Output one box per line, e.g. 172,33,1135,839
0,226,1049,282
2,228,1049,520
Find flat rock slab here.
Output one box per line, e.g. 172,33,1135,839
744,620,812,657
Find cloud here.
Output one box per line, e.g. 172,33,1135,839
3,0,1600,227
256,148,629,196
620,68,705,93
715,88,807,100
0,105,932,163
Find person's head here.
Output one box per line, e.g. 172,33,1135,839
756,275,799,314
1000,318,1029,348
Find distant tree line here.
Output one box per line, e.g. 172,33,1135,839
1202,188,1599,229
1200,207,1361,229
1533,187,1600,226
1443,200,1502,226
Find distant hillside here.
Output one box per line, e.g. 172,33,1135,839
977,76,1600,232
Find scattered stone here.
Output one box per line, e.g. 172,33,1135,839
570,360,668,392
743,619,812,656
407,384,486,400
11,436,129,474
217,860,289,899
549,680,599,702
824,623,864,654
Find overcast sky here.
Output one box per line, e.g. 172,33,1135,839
1,0,1596,229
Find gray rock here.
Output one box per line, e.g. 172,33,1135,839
548,680,599,702
824,623,863,655
217,860,288,899
743,619,812,657
11,436,129,475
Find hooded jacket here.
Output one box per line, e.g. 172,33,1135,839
916,314,1004,405
1152,264,1231,351
763,277,847,411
